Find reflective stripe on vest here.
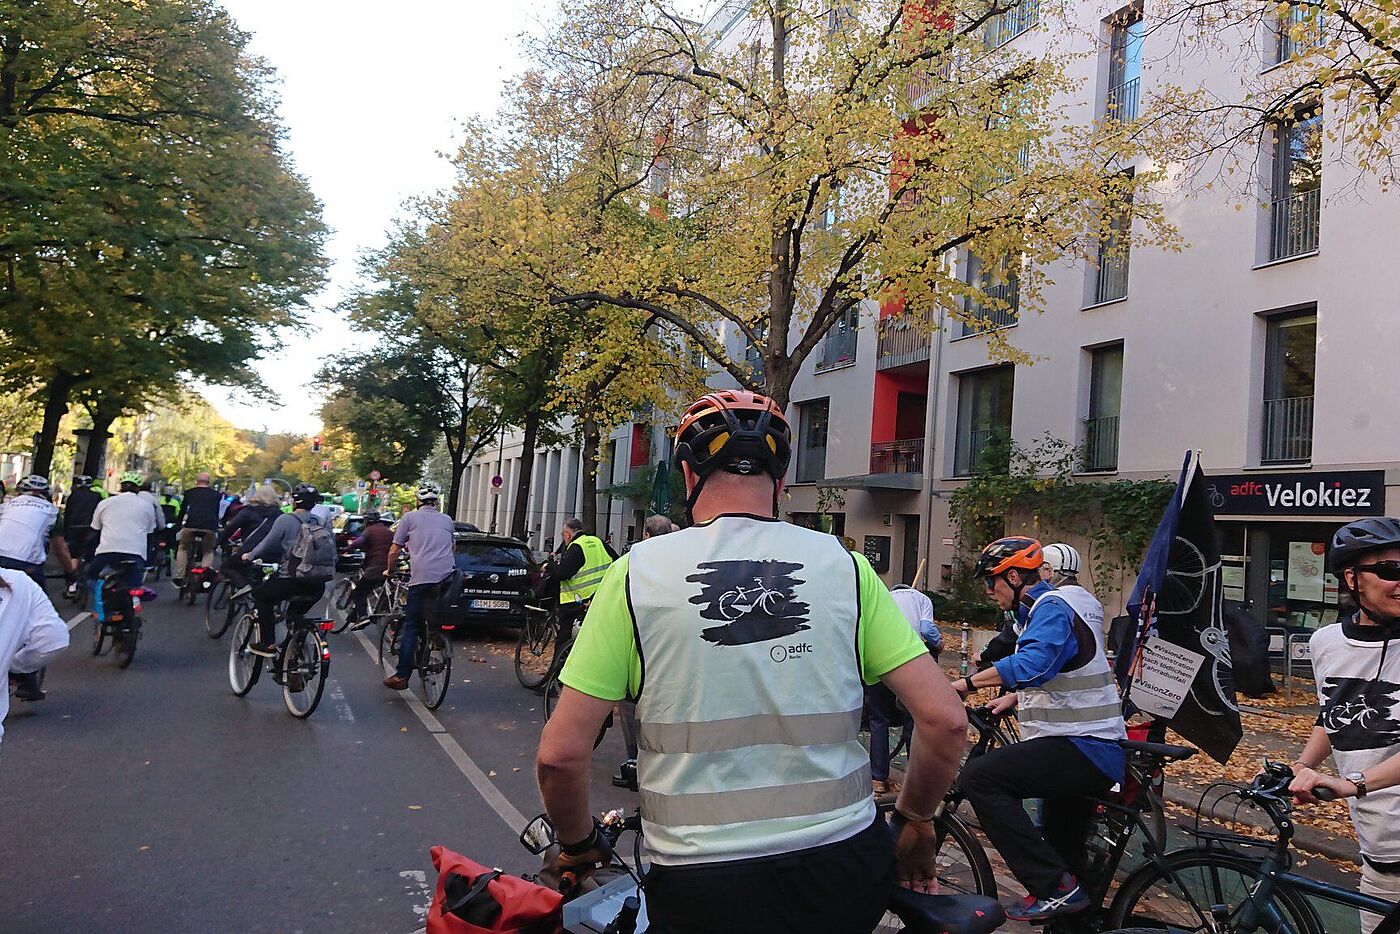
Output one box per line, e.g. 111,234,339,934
560,535,613,603
628,516,875,865
1016,591,1126,744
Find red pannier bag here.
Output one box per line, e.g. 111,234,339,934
427,845,564,934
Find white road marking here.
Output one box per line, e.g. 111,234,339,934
66,611,92,632
351,631,529,831
329,680,355,724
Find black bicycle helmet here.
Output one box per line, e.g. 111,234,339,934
292,483,321,511
1329,517,1400,574
674,390,792,522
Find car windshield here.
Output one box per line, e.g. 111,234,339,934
457,543,530,568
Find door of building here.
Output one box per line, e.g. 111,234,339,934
901,514,921,587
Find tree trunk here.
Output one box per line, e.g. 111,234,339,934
579,419,601,535
82,409,119,477
31,372,78,477
509,409,541,542
445,445,465,518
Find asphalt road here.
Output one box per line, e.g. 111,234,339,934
0,574,640,934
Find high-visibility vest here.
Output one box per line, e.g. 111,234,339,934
626,516,874,866
560,535,613,604
1015,589,1127,744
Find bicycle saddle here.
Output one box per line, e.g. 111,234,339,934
1120,738,1197,762
888,890,1005,934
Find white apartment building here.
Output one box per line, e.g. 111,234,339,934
461,1,1400,633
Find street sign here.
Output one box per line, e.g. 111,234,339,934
491,475,503,488
356,479,366,489
369,469,381,481
489,485,503,496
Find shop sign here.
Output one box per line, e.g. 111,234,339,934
1207,470,1385,517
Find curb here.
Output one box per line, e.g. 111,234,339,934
1163,783,1359,866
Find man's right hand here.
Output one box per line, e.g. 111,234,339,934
891,809,937,893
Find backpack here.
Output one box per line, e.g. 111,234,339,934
288,515,337,582
427,845,562,934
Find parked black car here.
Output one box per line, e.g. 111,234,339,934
435,530,538,628
333,513,367,572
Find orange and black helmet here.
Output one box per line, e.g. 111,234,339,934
973,537,1044,579
675,390,792,481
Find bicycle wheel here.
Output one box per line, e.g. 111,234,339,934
328,577,356,633
228,611,264,696
1109,848,1323,934
115,623,138,668
418,631,452,710
205,581,233,638
872,812,998,933
91,618,108,656
281,628,328,719
378,616,401,672
514,611,559,690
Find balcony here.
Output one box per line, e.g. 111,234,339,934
871,439,925,475
1261,395,1314,464
984,0,1040,48
1082,415,1120,471
876,312,931,370
1269,188,1320,261
1095,249,1129,304
1105,76,1140,123
816,326,857,372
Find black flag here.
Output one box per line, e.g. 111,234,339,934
1127,452,1243,764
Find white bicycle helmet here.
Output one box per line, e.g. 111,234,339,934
1043,543,1081,577
415,481,441,503
16,474,50,496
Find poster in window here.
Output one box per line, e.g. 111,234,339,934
1324,572,1339,605
1287,541,1326,602
1222,563,1246,602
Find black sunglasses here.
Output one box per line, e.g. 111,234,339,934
982,575,998,590
1355,561,1400,582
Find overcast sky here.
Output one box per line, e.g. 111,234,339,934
204,1,542,434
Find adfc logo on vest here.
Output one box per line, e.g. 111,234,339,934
687,560,811,647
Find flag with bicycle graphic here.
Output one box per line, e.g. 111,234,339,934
1124,451,1243,764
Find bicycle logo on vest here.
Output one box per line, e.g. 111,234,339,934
1319,677,1400,751
687,560,811,647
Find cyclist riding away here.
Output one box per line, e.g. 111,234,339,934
1290,517,1400,933
536,390,969,934
347,511,394,630
953,536,1127,922
241,484,335,657
173,471,222,586
88,472,161,586
217,484,283,594
382,482,457,691
0,568,68,746
61,475,102,597
0,475,76,701
1041,543,1107,637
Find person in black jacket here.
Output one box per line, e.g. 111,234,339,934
217,485,283,592
173,472,223,585
60,476,102,596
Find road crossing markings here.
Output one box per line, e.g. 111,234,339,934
351,630,529,831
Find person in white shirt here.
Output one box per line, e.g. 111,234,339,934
889,583,942,658
88,473,161,591
0,475,76,590
0,568,69,741
1041,544,1107,637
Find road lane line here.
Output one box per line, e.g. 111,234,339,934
351,630,529,831
66,611,92,632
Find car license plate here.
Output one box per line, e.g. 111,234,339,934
471,599,511,611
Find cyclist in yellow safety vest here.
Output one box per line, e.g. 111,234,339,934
555,518,617,608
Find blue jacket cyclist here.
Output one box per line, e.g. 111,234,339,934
951,536,1127,923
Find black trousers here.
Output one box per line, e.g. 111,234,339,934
644,817,893,934
962,736,1113,899
252,576,325,645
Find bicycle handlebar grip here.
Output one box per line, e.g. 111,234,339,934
1313,786,1338,802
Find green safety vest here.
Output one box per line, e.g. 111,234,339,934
560,535,613,604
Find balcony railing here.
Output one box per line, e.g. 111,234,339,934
984,0,1040,48
1095,248,1129,303
1270,188,1321,260
877,312,931,370
816,326,858,372
871,439,925,475
1105,76,1140,123
1082,415,1120,471
961,279,1019,336
1261,395,1314,463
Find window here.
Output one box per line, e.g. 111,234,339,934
984,0,1040,48
961,253,1019,336
791,511,846,535
1275,2,1322,64
817,304,859,371
742,320,768,379
1270,108,1321,260
796,399,830,482
1105,8,1144,122
1261,312,1316,463
954,366,1014,476
629,424,651,469
1084,344,1123,471
1094,171,1133,303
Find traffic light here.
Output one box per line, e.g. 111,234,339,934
311,435,323,454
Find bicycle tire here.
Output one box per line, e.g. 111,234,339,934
91,618,108,656
378,616,401,672
116,623,138,668
228,612,263,696
1108,847,1324,934
329,577,356,633
514,611,559,690
419,631,452,710
281,629,327,719
205,581,234,638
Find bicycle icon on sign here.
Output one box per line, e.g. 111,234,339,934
716,578,786,620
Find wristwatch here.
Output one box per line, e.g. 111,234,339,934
1346,771,1369,798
